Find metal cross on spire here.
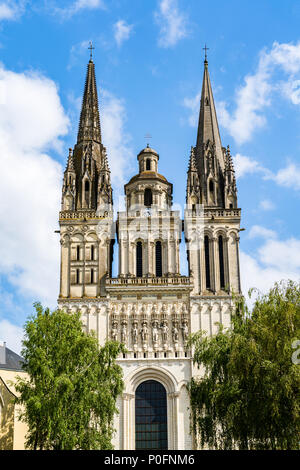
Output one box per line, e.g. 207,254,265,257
203,44,209,63
88,41,95,61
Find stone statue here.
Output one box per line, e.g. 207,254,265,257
132,322,138,344
172,323,179,343
182,320,189,342
121,322,127,343
161,321,169,343
111,321,118,341
152,321,159,344
141,322,148,343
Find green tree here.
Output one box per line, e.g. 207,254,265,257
189,280,300,450
14,303,125,450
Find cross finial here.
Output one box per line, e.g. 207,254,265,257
88,41,95,61
203,44,209,63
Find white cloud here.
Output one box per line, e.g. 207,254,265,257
232,153,267,179
240,250,300,301
54,0,105,19
0,0,25,21
270,162,300,190
154,0,188,48
241,227,300,300
113,20,133,47
0,320,23,354
248,225,277,240
183,91,201,127
259,199,275,211
258,237,300,273
0,65,69,305
232,153,300,192
219,41,300,144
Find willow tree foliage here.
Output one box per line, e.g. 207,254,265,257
189,281,300,450
15,303,125,450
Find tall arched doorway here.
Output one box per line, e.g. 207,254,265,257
135,380,168,450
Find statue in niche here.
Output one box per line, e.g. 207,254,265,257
152,321,159,344
132,321,138,345
141,322,148,343
121,322,127,344
172,323,179,343
181,319,189,342
161,321,169,343
111,321,118,341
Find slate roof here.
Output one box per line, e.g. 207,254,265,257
0,346,24,371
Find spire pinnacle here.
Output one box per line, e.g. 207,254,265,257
195,57,224,170
77,58,101,144
188,146,197,172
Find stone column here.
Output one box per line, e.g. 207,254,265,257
235,235,241,294
224,236,230,292
122,393,135,450
60,238,70,298
163,241,168,276
199,236,205,294
213,236,220,292
210,237,216,292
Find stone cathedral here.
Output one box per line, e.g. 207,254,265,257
58,55,241,450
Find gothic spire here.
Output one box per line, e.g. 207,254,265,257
77,59,102,144
196,59,224,169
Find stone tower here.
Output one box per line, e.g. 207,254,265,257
58,55,241,450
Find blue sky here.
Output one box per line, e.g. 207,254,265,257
0,0,300,352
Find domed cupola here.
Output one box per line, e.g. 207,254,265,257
124,145,173,211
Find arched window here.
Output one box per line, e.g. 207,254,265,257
77,245,80,261
91,245,95,261
76,269,80,284
144,188,153,207
135,380,168,450
218,235,225,289
204,235,211,289
136,242,143,277
146,159,151,171
209,180,214,193
155,241,162,277
84,180,90,205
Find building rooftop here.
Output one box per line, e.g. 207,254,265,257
0,342,24,371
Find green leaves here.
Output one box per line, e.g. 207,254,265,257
190,280,300,450
14,303,125,450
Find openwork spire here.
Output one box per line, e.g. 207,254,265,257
77,59,102,144
196,60,224,169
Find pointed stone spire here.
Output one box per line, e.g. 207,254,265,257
196,59,224,170
77,59,102,144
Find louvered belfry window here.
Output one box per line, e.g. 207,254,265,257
136,242,143,277
155,241,162,277
204,235,211,289
219,235,225,289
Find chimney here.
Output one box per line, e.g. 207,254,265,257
0,341,6,365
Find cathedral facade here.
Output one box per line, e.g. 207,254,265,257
58,55,241,450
